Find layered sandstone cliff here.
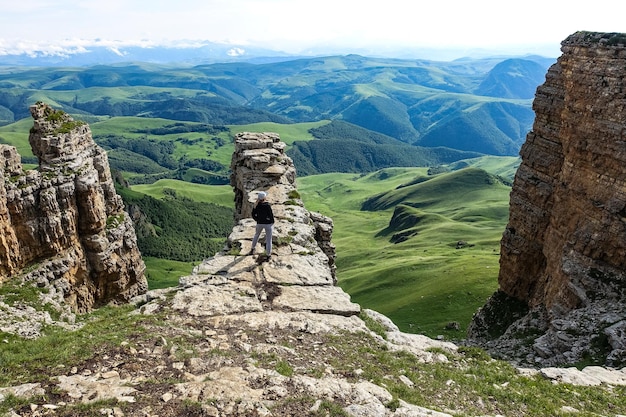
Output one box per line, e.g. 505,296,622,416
468,32,626,367
0,102,147,313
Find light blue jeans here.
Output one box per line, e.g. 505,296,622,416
251,223,273,255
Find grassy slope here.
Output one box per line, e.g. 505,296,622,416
132,179,236,208
0,118,36,158
229,121,328,145
142,256,198,290
298,160,517,339
92,117,323,163
91,116,233,166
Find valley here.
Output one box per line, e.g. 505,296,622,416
0,53,536,340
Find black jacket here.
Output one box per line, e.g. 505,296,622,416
252,201,274,224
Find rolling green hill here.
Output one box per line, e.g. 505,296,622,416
288,135,482,175
286,120,485,175
414,101,535,154
0,54,552,156
476,58,548,99
297,162,515,338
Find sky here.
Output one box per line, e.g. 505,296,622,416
1,0,626,59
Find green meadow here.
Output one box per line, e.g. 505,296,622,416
228,121,328,145
297,161,515,339
0,118,37,158
142,256,199,290
132,178,236,208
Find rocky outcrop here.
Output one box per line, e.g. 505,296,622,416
122,131,458,416
229,131,337,281
468,32,626,367
172,131,349,319
0,102,147,313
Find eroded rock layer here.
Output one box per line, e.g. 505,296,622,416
468,32,626,367
0,103,147,312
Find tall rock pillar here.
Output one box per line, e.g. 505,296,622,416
0,103,147,312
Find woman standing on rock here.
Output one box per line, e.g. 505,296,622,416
250,191,274,261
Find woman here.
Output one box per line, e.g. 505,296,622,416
250,191,274,260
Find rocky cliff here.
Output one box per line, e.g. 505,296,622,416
468,32,626,367
3,129,626,416
0,103,147,313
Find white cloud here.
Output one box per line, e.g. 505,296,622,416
227,47,246,57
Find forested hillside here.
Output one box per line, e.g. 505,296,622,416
288,120,483,175
117,186,233,262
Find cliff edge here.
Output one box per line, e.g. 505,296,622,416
468,32,626,367
3,129,626,416
0,103,147,315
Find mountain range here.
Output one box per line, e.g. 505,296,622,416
0,42,295,66
0,53,554,165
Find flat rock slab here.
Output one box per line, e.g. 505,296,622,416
175,366,265,403
172,282,263,317
56,374,137,403
207,311,369,334
263,254,333,285
272,286,360,316
540,366,626,386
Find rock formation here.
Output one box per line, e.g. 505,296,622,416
4,129,626,416
0,102,147,313
122,131,459,415
229,131,337,281
468,32,626,367
171,131,350,319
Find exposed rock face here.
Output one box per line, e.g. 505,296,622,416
468,32,626,367
0,103,147,312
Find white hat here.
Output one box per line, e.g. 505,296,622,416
257,191,267,200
